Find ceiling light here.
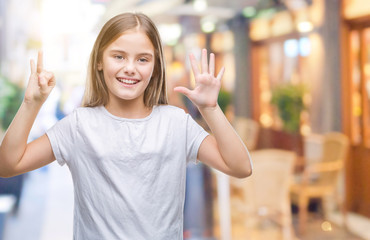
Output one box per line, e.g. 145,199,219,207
242,6,256,18
193,0,207,12
158,24,182,46
297,21,313,33
201,16,216,33
201,21,215,33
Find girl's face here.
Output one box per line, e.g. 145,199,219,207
99,30,155,107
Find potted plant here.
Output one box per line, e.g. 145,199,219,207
271,82,306,133
0,74,25,214
218,88,232,113
0,75,24,130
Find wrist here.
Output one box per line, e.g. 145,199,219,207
22,98,44,110
198,104,221,115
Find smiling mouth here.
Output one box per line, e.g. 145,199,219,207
117,78,140,85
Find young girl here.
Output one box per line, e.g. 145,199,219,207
0,12,252,239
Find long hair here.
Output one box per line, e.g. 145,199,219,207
82,12,168,107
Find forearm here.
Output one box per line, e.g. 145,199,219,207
198,105,252,177
0,100,42,172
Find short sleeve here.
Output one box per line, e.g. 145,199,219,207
185,114,209,164
46,110,78,166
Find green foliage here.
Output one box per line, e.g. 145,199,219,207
0,75,24,130
271,83,306,133
218,89,232,113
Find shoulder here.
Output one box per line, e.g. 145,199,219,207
71,106,104,118
155,105,188,119
56,106,105,128
156,104,185,114
73,106,101,114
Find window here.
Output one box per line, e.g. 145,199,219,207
253,36,312,134
349,27,370,147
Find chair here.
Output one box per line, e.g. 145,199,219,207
233,117,260,151
210,117,260,239
230,149,296,239
303,133,324,163
290,132,349,234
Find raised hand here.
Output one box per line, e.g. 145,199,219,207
24,51,55,104
174,48,225,110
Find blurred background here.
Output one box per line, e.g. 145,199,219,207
1,0,370,239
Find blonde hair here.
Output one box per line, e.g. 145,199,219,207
82,12,168,107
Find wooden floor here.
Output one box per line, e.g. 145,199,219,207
212,198,365,240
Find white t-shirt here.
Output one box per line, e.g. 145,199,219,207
46,105,209,240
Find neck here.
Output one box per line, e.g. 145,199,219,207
104,98,152,119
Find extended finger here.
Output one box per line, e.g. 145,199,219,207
209,53,215,76
30,59,36,74
216,67,225,81
37,50,43,74
189,53,200,77
174,86,193,98
201,49,208,74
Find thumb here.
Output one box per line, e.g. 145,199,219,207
174,86,192,98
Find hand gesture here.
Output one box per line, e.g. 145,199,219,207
174,49,225,110
24,51,55,104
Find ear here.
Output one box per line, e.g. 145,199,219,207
97,62,103,71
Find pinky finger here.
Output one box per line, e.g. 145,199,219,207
216,67,225,81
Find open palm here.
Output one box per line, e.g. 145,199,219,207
174,49,225,110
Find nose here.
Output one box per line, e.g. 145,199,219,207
123,61,135,75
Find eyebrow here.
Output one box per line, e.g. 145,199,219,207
109,49,154,58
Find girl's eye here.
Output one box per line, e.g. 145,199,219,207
138,58,148,63
114,55,123,60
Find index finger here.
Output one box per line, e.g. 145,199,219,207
201,49,208,74
189,53,200,77
37,50,43,74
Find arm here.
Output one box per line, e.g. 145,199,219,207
174,49,252,178
0,51,56,177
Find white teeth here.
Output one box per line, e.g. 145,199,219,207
117,78,138,84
